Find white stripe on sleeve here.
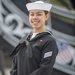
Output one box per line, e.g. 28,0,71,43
44,51,53,58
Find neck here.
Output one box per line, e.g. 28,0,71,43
33,28,46,33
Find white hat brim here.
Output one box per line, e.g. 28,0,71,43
26,2,52,11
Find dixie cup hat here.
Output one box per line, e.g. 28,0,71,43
26,1,52,11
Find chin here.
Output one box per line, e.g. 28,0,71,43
33,27,39,29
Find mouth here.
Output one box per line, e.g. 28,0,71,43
32,20,40,25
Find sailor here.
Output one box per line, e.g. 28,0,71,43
10,1,58,75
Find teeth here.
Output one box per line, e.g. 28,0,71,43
32,21,39,24
33,22,38,23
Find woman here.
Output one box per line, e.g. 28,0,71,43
10,1,58,75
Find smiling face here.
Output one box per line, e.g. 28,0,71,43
29,10,49,32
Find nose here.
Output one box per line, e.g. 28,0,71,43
33,14,38,19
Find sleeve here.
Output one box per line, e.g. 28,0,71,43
30,39,58,75
10,56,17,75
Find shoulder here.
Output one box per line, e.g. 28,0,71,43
44,33,56,42
19,35,26,43
19,31,32,43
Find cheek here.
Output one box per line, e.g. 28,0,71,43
41,16,47,23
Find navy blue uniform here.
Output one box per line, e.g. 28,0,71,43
10,32,58,75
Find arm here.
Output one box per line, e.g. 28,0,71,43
30,39,58,75
10,56,17,75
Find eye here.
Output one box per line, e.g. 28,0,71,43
30,14,34,16
37,14,42,16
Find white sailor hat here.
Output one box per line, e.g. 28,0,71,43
26,1,52,11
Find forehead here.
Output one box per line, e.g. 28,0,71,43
29,10,44,13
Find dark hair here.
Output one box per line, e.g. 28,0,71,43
44,11,49,15
43,11,49,24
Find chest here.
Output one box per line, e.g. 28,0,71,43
18,40,44,61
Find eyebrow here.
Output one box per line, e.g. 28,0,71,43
30,11,43,14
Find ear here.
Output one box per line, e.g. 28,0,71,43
45,13,50,21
